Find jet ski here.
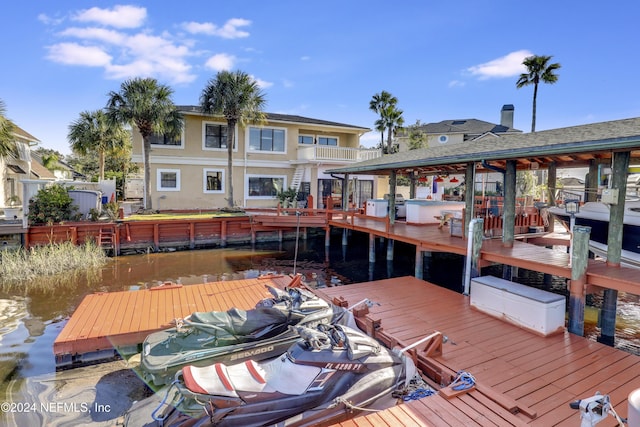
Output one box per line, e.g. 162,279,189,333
137,323,417,427
141,285,355,386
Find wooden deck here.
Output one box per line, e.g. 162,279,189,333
53,275,295,365
321,276,640,427
329,215,640,295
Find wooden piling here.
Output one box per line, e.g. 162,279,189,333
568,225,591,335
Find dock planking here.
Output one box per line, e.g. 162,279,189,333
324,276,639,427
53,275,294,364
329,215,640,295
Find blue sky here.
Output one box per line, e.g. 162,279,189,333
3,1,640,155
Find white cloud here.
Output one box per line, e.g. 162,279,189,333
252,75,273,89
282,79,294,88
37,13,64,26
205,53,236,71
59,27,127,45
467,50,532,80
43,7,253,84
182,18,250,39
448,80,465,88
359,131,381,148
46,43,112,66
300,56,311,61
72,5,146,29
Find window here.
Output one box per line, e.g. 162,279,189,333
157,169,180,191
298,135,314,145
249,127,285,152
204,123,228,149
247,176,285,198
203,169,224,193
317,136,338,146
150,133,182,146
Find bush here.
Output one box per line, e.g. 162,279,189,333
28,185,81,225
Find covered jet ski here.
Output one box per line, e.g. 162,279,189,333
139,324,416,427
141,284,354,386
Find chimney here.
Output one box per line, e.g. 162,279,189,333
500,104,514,129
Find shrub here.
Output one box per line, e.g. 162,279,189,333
28,185,81,225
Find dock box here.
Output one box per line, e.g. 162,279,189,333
405,200,465,224
470,276,566,336
366,199,388,217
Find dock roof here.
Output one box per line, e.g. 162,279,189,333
328,116,640,175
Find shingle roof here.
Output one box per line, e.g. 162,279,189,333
327,116,640,175
415,118,521,137
176,106,369,131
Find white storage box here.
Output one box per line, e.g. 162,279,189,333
405,200,465,224
366,199,388,217
470,276,566,336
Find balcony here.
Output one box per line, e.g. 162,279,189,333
297,145,382,163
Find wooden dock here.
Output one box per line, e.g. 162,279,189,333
320,276,639,427
329,215,640,295
53,275,295,366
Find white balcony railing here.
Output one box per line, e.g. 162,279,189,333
297,145,382,162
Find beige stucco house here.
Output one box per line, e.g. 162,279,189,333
1,126,41,216
129,107,380,210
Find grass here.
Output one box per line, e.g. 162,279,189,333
0,240,109,290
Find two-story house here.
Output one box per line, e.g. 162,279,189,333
1,125,40,213
396,105,522,152
130,106,380,210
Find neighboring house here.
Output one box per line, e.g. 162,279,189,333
129,107,380,210
31,153,82,181
1,125,39,209
396,104,522,152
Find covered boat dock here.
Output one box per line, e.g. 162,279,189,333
326,116,640,343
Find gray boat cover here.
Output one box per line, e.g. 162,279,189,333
188,307,289,336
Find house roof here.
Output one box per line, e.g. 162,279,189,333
327,116,640,176
409,118,521,138
176,106,370,132
13,125,40,143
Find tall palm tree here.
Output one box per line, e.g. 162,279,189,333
200,70,266,208
369,91,398,148
0,99,17,158
106,78,182,210
516,55,561,132
68,110,130,181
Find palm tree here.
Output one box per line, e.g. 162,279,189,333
200,70,267,208
516,55,561,132
369,91,398,148
380,105,405,154
68,110,130,181
106,78,182,210
0,99,16,158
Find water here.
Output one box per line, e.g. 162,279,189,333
0,229,638,424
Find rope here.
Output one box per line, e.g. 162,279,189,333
401,374,436,401
151,380,182,422
450,371,476,391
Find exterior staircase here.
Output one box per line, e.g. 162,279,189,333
290,166,305,191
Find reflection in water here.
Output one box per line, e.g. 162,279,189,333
0,231,638,423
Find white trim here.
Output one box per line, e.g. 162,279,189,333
246,126,287,154
157,168,181,191
245,173,287,199
203,168,225,194
202,121,238,152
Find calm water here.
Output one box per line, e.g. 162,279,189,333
0,230,638,419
